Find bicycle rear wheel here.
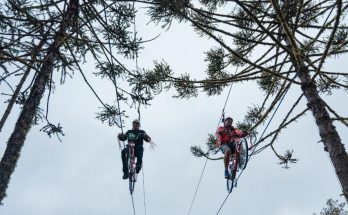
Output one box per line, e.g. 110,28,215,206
226,161,236,193
128,157,136,194
238,138,249,170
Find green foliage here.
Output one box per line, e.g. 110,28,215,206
146,0,190,29
317,76,341,95
190,145,206,158
257,71,282,95
299,1,319,26
245,105,265,126
40,123,65,142
190,133,220,158
94,61,126,80
228,50,247,67
202,47,229,96
173,73,198,99
314,199,348,215
130,60,173,98
198,0,225,11
235,9,254,29
277,150,297,169
191,11,215,37
104,3,139,59
330,28,348,54
95,104,126,127
0,0,153,138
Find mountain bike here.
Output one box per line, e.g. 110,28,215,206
226,137,249,193
128,142,137,194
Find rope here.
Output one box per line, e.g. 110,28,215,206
187,158,208,215
130,194,136,215
142,165,147,215
132,0,142,122
187,68,238,215
250,82,292,156
215,77,292,214
216,193,231,215
103,4,124,141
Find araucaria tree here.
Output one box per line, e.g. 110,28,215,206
0,0,154,203
140,0,348,201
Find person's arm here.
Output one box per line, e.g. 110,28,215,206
118,131,128,141
234,128,248,138
144,132,151,142
215,127,224,148
241,130,249,138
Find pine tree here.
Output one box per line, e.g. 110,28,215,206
142,0,348,201
314,198,348,215
0,0,154,203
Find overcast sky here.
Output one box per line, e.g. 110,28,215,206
1,3,348,215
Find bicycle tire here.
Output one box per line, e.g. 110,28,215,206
226,160,236,193
129,179,135,194
238,137,249,170
128,159,136,194
128,149,136,194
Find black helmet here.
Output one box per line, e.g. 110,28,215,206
225,116,233,121
132,119,140,124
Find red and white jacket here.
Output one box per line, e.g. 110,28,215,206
215,126,247,147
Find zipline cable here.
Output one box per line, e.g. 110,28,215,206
130,193,136,215
187,68,238,215
215,81,292,215
216,192,231,215
103,3,137,215
187,158,208,215
142,166,147,215
249,85,290,157
132,2,149,215
103,3,124,139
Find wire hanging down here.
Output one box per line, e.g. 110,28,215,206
187,69,237,215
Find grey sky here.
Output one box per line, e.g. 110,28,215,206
1,4,348,215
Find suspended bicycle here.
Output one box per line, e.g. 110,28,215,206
125,140,157,195
226,136,250,193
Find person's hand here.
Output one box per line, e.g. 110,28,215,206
149,140,157,150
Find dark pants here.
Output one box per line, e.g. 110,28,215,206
121,144,144,174
221,142,236,154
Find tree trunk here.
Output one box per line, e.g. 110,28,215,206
0,0,79,203
297,65,348,202
270,0,348,202
0,34,49,133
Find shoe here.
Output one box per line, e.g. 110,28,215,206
224,170,229,179
122,173,129,180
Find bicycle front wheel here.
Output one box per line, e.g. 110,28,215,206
129,179,135,194
226,161,236,193
238,138,249,170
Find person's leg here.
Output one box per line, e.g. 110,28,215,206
224,147,231,171
135,145,144,173
121,146,129,179
222,145,231,178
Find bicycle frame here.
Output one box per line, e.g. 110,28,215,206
128,142,136,194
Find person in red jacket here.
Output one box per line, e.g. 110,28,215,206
215,116,248,178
